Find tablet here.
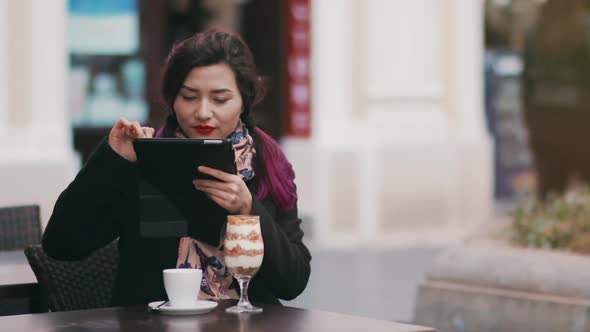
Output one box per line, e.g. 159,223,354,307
133,138,237,240
133,138,237,181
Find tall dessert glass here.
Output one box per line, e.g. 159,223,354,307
223,215,264,313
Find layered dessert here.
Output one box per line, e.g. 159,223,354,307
224,215,264,277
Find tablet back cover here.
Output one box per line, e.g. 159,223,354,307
133,138,236,242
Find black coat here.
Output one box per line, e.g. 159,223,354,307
42,140,311,306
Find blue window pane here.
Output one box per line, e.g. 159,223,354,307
69,0,137,15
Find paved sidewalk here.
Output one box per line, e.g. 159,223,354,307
283,246,444,322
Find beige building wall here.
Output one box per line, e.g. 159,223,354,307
284,0,493,247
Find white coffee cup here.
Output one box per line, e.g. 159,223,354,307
163,268,202,308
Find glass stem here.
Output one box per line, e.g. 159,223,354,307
237,277,252,307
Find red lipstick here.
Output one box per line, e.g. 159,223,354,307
195,125,214,135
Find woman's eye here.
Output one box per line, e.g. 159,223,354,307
214,98,228,104
182,95,197,101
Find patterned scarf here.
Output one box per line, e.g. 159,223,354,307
173,120,256,301
227,124,256,181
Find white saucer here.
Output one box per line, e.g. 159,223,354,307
148,300,218,315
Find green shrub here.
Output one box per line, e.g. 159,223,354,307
511,186,590,253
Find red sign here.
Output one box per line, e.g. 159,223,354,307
286,0,311,137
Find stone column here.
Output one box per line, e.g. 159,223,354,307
0,0,6,132
446,0,493,230
0,0,79,228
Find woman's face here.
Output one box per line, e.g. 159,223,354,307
174,63,243,139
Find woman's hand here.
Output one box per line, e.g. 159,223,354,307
108,117,155,162
193,166,253,215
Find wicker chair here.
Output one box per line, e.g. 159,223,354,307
24,240,119,312
0,205,42,250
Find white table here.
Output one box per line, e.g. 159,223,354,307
0,250,41,313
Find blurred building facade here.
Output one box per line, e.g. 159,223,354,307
0,0,492,246
287,0,492,246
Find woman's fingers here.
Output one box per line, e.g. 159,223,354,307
194,178,238,193
111,118,131,137
194,180,239,203
194,173,248,214
116,120,153,139
199,186,236,203
112,118,126,131
198,185,235,212
197,166,235,182
129,122,144,137
142,127,155,138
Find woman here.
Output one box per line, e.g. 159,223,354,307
42,28,311,306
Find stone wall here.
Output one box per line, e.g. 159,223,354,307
414,241,590,332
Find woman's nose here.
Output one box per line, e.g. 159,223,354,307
195,100,213,120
